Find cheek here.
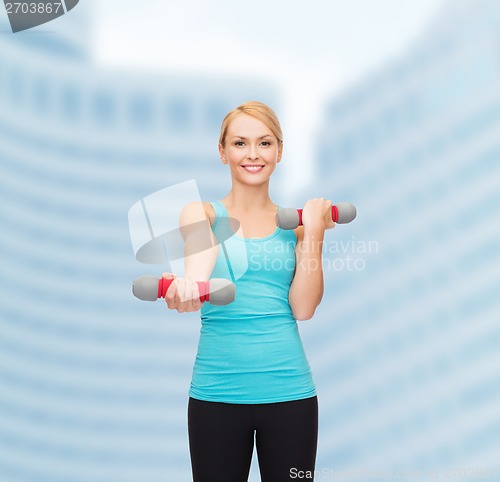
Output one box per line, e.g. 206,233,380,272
268,149,279,162
228,153,241,163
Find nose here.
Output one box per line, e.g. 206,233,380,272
247,144,259,160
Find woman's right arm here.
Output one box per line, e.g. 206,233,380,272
164,202,219,313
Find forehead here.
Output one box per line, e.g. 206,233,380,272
227,114,273,137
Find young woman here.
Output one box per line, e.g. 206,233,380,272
163,101,334,481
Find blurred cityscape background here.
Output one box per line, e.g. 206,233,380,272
1,0,500,481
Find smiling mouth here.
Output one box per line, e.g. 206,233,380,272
242,165,264,172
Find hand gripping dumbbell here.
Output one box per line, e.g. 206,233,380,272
276,202,357,230
132,276,235,305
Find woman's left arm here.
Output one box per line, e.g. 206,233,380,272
288,198,335,321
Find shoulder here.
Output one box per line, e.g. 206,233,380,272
180,201,216,227
203,202,215,226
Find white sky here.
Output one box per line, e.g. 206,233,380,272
91,0,445,190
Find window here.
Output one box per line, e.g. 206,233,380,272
93,89,115,126
33,76,50,115
61,83,80,121
130,94,153,129
166,97,191,132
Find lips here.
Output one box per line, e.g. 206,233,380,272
242,164,264,173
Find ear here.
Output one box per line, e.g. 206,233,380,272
277,142,283,163
218,143,227,164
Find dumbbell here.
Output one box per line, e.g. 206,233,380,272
132,276,235,305
276,202,357,230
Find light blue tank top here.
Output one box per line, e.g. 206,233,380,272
189,200,316,404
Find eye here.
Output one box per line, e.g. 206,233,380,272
234,141,245,147
261,141,272,147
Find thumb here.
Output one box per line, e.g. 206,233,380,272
161,272,176,279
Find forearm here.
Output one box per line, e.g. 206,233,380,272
289,227,325,320
184,233,219,281
178,202,220,282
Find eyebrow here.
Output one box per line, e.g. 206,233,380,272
231,135,273,140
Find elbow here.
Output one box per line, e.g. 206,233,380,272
293,308,316,321
290,291,323,321
292,296,323,321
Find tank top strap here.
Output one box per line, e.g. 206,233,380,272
209,200,228,230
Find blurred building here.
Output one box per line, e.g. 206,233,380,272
4,1,500,481
0,7,280,482
304,0,500,475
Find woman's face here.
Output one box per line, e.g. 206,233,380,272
219,114,282,185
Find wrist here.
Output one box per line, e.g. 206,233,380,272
300,228,325,257
303,224,326,238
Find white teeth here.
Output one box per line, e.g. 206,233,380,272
243,166,263,171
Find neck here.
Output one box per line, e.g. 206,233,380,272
223,180,274,212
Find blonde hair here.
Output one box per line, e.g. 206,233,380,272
219,101,283,148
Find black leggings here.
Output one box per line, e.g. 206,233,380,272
188,396,318,482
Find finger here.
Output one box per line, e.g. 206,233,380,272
165,278,177,309
326,200,333,217
162,272,176,279
191,281,202,311
175,278,186,312
184,279,193,307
